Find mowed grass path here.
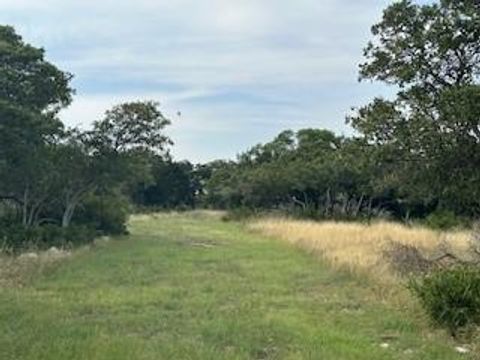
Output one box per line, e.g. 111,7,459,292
0,213,469,359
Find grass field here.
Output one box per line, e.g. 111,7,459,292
0,212,474,359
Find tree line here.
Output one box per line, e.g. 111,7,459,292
0,25,180,249
202,0,480,225
1,0,479,249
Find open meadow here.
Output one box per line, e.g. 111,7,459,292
0,212,476,359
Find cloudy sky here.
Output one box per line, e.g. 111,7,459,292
0,0,396,162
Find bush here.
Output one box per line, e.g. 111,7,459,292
222,207,259,222
0,224,97,251
409,266,480,336
55,225,98,246
0,225,32,251
76,193,130,235
425,210,466,230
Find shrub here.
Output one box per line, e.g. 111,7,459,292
425,210,465,230
0,224,97,252
408,266,480,336
0,225,33,251
222,207,259,222
55,225,98,246
76,193,130,235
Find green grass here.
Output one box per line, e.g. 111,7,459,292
0,212,472,359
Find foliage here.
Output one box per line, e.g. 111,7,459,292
0,26,173,248
425,210,467,230
2,0,480,248
75,193,131,235
0,223,97,251
0,25,73,113
132,158,198,209
199,0,480,221
0,24,73,229
409,266,480,336
351,0,480,218
203,130,391,220
360,0,480,92
89,101,172,154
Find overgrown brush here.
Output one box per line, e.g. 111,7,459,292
383,242,433,276
424,210,469,230
409,266,480,337
0,224,97,253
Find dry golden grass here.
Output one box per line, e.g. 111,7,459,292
249,218,474,281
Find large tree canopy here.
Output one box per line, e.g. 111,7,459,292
360,0,480,93
90,101,172,154
0,25,176,246
350,0,480,216
0,26,75,228
201,0,480,221
0,25,73,113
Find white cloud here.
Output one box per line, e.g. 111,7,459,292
0,0,393,162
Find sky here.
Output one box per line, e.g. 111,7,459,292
0,0,396,163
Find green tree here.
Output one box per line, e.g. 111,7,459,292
0,25,74,226
133,159,197,208
90,101,172,154
0,25,73,113
352,0,480,217
57,101,173,227
360,0,480,94
52,130,100,228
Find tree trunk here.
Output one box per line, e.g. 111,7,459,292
22,187,29,227
353,194,365,217
324,188,332,217
367,198,373,224
62,202,77,228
